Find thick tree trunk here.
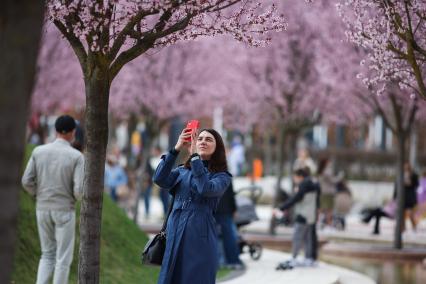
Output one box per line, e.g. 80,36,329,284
0,2,44,283
394,134,406,249
78,68,110,283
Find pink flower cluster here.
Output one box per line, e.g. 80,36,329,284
46,0,287,54
338,0,426,99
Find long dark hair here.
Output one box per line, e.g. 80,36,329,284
184,128,228,173
316,158,329,176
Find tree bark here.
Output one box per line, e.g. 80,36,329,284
263,130,273,176
133,140,152,223
269,127,286,235
78,67,110,283
287,133,298,193
394,133,406,249
0,1,44,283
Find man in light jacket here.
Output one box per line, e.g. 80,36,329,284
22,115,84,284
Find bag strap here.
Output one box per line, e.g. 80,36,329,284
160,193,175,233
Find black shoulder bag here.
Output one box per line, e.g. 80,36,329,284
141,194,175,266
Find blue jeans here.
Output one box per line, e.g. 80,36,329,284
143,186,152,216
214,213,241,265
110,187,118,202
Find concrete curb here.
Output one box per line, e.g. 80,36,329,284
322,242,426,261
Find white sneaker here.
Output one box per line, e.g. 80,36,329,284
302,258,317,267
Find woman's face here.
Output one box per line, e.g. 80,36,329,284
196,131,216,160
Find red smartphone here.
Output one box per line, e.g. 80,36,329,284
184,120,199,142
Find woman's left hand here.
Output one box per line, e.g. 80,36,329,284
189,130,198,155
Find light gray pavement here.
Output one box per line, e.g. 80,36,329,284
218,248,375,284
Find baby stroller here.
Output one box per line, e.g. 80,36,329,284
233,185,263,260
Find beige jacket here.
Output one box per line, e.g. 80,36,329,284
22,138,84,211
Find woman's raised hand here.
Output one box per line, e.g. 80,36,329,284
174,128,192,151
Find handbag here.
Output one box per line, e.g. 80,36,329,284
141,194,175,266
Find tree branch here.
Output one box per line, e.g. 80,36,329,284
53,19,88,75
108,8,159,62
109,13,193,80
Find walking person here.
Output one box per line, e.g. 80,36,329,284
316,158,343,228
141,156,154,219
401,162,419,232
214,182,244,270
104,154,128,202
22,115,84,284
153,127,231,284
274,168,319,268
149,146,170,217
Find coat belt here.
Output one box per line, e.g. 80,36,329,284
173,199,212,212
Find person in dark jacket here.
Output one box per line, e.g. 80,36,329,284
214,182,244,269
274,168,319,268
153,128,231,284
402,162,419,232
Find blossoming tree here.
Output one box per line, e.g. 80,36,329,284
45,1,285,281
338,0,426,100
323,0,426,249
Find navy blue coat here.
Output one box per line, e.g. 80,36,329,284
153,151,231,284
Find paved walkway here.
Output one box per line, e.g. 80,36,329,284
218,249,375,284
137,197,378,284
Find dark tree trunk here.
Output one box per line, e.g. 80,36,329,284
269,128,286,234
78,67,110,283
263,130,273,176
287,133,298,193
133,140,152,223
394,134,406,249
0,1,44,283
275,128,286,198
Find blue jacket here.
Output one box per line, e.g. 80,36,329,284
153,150,231,284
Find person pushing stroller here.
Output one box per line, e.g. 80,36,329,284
274,168,319,270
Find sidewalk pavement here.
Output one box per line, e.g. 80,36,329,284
137,197,379,284
218,248,375,284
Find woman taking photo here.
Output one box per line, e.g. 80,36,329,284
153,127,231,284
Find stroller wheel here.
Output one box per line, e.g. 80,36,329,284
249,242,262,260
